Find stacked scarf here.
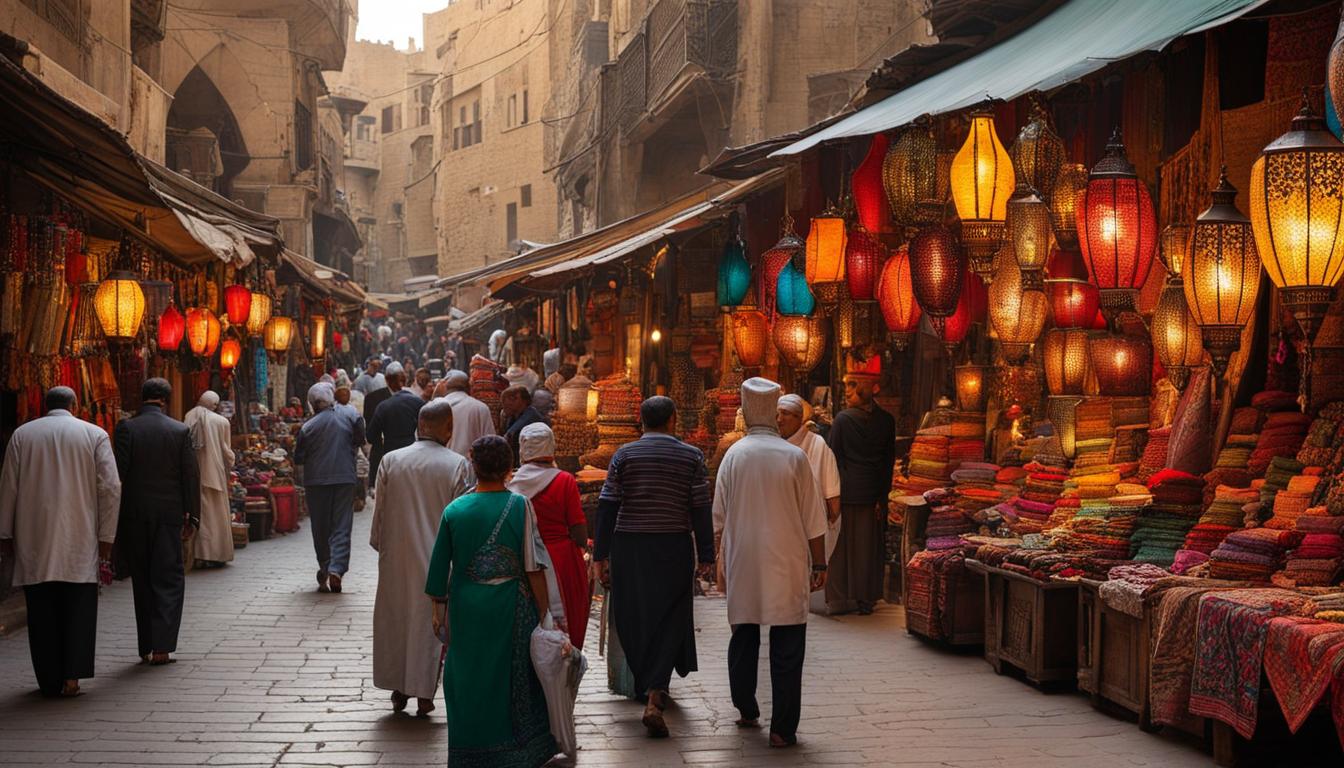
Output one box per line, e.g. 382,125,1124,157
1138,426,1171,484
1248,412,1312,476
1264,473,1323,530
1131,470,1205,566
1208,527,1303,581
1260,455,1307,512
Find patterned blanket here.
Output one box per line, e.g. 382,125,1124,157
1264,616,1344,741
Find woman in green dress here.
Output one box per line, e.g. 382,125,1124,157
426,435,558,767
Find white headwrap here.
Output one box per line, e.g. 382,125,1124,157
197,390,221,410
741,377,782,432
507,423,563,500
384,361,405,377
778,393,806,417
307,382,335,410
518,422,556,463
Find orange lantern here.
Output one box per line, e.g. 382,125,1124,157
773,315,826,374
951,110,1015,281
245,292,272,336
187,307,221,357
309,313,328,359
955,364,992,412
223,284,252,326
264,315,294,354
219,336,242,375
988,250,1048,364
731,309,770,368
1088,333,1152,397
804,207,847,305
1151,281,1204,391
1043,328,1089,395
875,243,922,349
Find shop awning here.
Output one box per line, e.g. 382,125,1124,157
279,249,367,308
451,300,514,340
772,0,1267,157
365,286,455,313
0,38,283,266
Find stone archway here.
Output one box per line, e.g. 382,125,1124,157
166,64,249,197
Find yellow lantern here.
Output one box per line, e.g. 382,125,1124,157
1050,163,1088,250
954,364,991,412
308,314,328,359
951,110,1015,281
773,315,826,374
263,315,294,354
804,207,847,305
1185,170,1260,379
187,307,221,357
1043,328,1089,396
1160,223,1192,280
93,271,146,342
987,249,1048,364
1007,184,1054,290
1151,281,1204,391
1046,395,1084,461
219,336,242,376
245,292,272,336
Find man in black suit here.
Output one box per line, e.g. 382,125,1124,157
114,378,200,665
367,362,423,487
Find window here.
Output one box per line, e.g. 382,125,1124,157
521,184,532,208
380,105,401,134
507,94,517,127
417,82,434,127
522,90,529,124
450,93,483,151
472,100,481,143
294,100,313,170
506,202,518,245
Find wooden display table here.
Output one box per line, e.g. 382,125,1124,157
1077,579,1155,729
966,559,1078,685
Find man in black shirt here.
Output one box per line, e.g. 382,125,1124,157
368,362,423,487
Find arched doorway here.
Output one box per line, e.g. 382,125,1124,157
166,65,249,197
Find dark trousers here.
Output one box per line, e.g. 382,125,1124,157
727,623,806,739
306,483,355,576
123,521,185,657
23,582,97,694
609,532,697,696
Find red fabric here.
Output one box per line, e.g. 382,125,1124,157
1167,366,1212,475
1146,468,1204,488
533,472,591,649
1264,617,1344,734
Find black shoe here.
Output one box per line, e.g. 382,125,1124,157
317,570,329,593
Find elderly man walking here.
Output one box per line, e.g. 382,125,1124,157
0,387,120,696
370,399,471,717
295,382,365,594
115,378,200,665
368,361,423,487
186,391,235,568
714,379,828,747
436,370,495,458
778,394,841,614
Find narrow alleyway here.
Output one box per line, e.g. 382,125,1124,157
0,506,1209,767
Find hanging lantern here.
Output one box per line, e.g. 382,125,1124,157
1160,223,1192,280
93,270,146,342
804,207,847,305
1250,100,1344,343
1088,334,1152,397
717,233,751,310
837,292,858,349
939,271,983,349
157,303,185,353
950,109,1015,281
883,121,940,226
1077,130,1158,321
245,292,272,336
309,313,328,359
875,243,922,349
955,364,992,412
731,309,770,367
1010,101,1064,197
844,225,886,301
1046,395,1084,461
1329,14,1344,136
758,220,804,320
1050,163,1088,250
224,284,252,326
775,262,816,316
187,307,221,357
1007,183,1054,290
1151,282,1204,391
1046,278,1099,330
1043,328,1090,395
909,224,965,331
852,133,891,234
988,250,1048,364
264,315,295,354
1186,170,1261,379
219,336,242,376
773,315,826,374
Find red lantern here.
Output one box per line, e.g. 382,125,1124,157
187,307,221,357
1047,246,1089,281
758,221,805,321
224,284,252,326
1088,333,1152,396
844,226,886,301
1076,130,1157,314
1046,279,1099,329
852,133,891,234
876,244,922,344
939,272,984,347
157,303,185,352
909,224,965,325
219,337,242,374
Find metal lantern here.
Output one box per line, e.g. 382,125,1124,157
1050,162,1088,250
1151,281,1204,391
773,314,827,374
187,307,221,357
731,309,770,368
939,271,984,349
245,292,272,336
219,336,242,376
224,284,252,326
1010,102,1065,198
1046,279,1099,330
264,315,294,354
1046,395,1084,461
852,133,891,234
875,243,922,349
157,303,185,353
1077,130,1158,321
1043,328,1090,396
1160,223,1192,280
951,110,1015,281
1250,100,1344,343
804,207,848,305
1047,245,1090,280
955,364,992,412
1088,334,1152,397
93,270,146,342
845,225,886,301
758,219,805,320
309,313,328,359
909,224,965,332
1186,170,1261,379
988,250,1048,364
1329,12,1344,145
775,262,816,316
1007,183,1054,290
716,234,751,310
883,122,940,226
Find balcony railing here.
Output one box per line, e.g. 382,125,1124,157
615,0,736,131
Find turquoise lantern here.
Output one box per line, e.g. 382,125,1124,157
717,234,750,309
775,262,816,316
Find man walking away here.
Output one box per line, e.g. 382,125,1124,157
501,384,544,466
714,378,827,748
368,361,422,487
826,357,897,615
0,387,121,696
185,391,235,568
592,396,715,738
370,399,471,717
778,394,842,615
437,370,495,459
114,377,200,665
294,382,365,594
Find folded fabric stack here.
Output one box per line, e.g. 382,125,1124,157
1112,424,1148,465
1055,499,1140,559
1260,455,1306,510
898,428,953,495
924,493,974,550
1111,396,1151,429
1296,406,1344,467
1130,470,1206,567
950,462,1009,522
1207,527,1303,581
1180,484,1256,557
1138,426,1171,484
1279,530,1344,587
1074,398,1115,468
1248,411,1313,476
1264,473,1323,530
1098,562,1170,617
904,548,972,640
947,412,987,472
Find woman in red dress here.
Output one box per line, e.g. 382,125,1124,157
508,422,590,648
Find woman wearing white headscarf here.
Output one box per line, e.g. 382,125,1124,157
185,391,235,566
507,423,590,649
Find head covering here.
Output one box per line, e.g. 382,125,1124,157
197,390,221,410
741,377,782,431
843,354,882,382
444,370,470,390
307,382,335,410
384,361,405,377
519,423,556,463
507,424,563,499
335,370,352,390
319,373,335,384
778,393,806,417
543,347,560,377
533,388,554,415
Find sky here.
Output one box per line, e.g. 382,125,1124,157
355,0,449,50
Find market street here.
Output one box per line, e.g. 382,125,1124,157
0,505,1208,767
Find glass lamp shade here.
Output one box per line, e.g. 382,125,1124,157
731,309,770,367
1046,278,1100,329
758,230,802,319
909,224,965,319
1088,334,1152,397
939,272,984,347
219,337,242,372
716,236,751,309
1186,171,1261,376
157,303,185,352
1160,223,1192,279
883,123,940,226
773,314,827,374
1077,131,1157,300
263,315,294,353
951,112,1015,277
93,270,146,341
852,132,891,233
1151,281,1204,390
1007,184,1054,287
187,307,220,357
876,243,922,335
1050,163,1088,250
309,314,328,359
844,226,886,301
245,292,272,335
775,262,816,316
804,211,847,287
1043,328,1090,395
988,251,1048,363
955,364,992,412
224,284,252,326
1010,106,1065,197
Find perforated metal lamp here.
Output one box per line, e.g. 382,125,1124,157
804,206,848,306
875,243,921,350
1007,183,1054,290
988,249,1047,364
94,271,146,342
1151,280,1204,391
951,110,1015,282
1186,170,1261,380
955,364,992,412
716,234,751,310
758,217,805,321
1010,101,1065,199
883,121,941,227
1050,163,1088,250
773,315,827,374
1077,129,1157,326
731,309,770,368
908,224,965,336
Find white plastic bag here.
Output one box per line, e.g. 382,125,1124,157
530,620,588,759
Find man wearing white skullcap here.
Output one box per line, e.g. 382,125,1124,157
713,378,827,748
295,381,365,593
777,393,841,616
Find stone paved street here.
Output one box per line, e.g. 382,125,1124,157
0,505,1211,767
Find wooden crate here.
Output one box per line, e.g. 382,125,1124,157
1078,580,1154,728
968,559,1078,685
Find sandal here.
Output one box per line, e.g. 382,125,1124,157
641,698,669,738
328,573,342,593
148,652,176,666
59,681,81,698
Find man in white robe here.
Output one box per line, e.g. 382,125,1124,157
436,370,496,459
712,377,827,747
0,387,121,697
186,391,235,566
778,394,841,614
370,399,471,716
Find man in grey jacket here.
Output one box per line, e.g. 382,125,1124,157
294,382,365,593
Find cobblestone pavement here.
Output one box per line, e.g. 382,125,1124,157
0,505,1211,767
